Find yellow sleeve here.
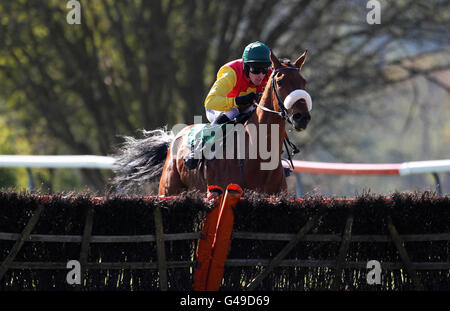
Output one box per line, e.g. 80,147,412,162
204,66,237,111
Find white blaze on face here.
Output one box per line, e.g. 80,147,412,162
284,90,312,111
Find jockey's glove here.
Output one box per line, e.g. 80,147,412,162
235,92,258,107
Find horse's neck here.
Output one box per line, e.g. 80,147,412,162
249,83,286,155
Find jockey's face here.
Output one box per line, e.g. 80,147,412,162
249,71,266,86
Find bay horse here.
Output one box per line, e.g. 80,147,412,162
112,50,312,195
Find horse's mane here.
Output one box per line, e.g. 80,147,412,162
280,58,293,66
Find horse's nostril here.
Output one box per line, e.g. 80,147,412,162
293,113,303,121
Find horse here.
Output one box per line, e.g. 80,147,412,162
112,50,312,195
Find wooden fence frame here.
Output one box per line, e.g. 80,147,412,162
1,201,449,290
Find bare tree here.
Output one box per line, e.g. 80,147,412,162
0,0,448,190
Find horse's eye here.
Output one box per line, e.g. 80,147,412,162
277,80,283,87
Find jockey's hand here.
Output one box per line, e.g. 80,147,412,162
235,92,258,107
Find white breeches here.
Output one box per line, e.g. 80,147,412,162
205,105,256,124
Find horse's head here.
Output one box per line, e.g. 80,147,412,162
269,50,312,131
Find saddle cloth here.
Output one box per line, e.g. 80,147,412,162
185,112,254,160
186,123,226,153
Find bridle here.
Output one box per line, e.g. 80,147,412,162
253,66,303,160
254,66,302,124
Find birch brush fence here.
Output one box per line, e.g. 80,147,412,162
0,191,448,291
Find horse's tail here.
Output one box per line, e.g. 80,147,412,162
111,127,174,193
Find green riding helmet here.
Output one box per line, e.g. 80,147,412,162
242,41,271,65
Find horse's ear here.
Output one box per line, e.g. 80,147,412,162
270,50,282,69
294,50,307,70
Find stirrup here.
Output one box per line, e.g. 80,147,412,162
213,114,231,125
184,154,201,170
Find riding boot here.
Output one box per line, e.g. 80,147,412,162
185,114,231,170
215,113,232,148
213,113,231,125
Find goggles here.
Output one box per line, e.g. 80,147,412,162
249,65,270,75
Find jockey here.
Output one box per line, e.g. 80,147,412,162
184,41,273,169
205,41,273,124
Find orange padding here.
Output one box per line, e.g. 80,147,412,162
193,186,223,291
193,184,243,291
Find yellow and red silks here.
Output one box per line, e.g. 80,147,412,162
204,59,272,112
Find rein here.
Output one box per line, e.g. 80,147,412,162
253,67,299,122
